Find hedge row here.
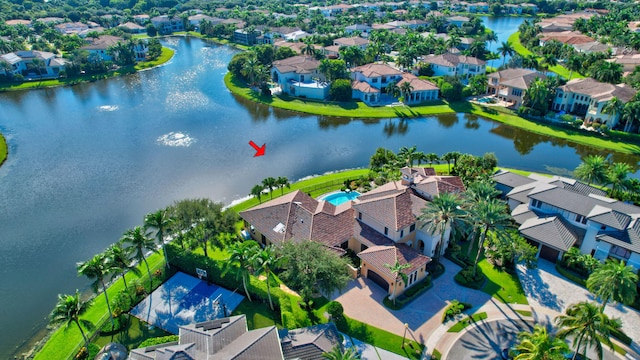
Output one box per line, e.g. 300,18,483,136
383,276,433,310
441,301,472,323
555,263,587,287
453,267,485,290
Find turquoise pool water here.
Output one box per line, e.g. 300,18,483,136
320,191,360,205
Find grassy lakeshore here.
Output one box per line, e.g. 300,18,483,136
226,73,640,155
0,132,7,167
508,32,584,80
0,47,174,92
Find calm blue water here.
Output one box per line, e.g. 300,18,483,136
0,20,637,357
481,16,528,67
321,191,361,205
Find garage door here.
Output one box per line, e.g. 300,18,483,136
539,245,560,262
367,270,389,292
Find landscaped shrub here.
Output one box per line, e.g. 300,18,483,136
555,263,587,287
327,301,344,319
138,335,180,348
454,266,485,289
383,276,433,310
560,114,574,122
99,314,128,335
74,343,100,360
329,79,352,101
441,300,472,322
281,311,297,329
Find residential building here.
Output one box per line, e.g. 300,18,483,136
283,30,311,42
279,323,342,360
150,15,185,34
446,16,470,27
119,22,146,34
423,53,486,79
271,56,329,100
351,63,403,105
487,68,546,109
55,21,90,35
396,73,439,104
539,31,595,48
539,12,594,33
240,167,465,298
494,170,640,270
324,36,370,58
80,35,123,62
610,53,640,73
466,2,489,13
552,78,637,128
5,19,32,27
233,29,261,46
133,14,150,25
503,4,523,14
129,315,284,360
0,50,65,78
345,24,373,37
188,14,222,30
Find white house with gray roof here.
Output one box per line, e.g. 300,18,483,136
494,170,640,269
0,50,66,78
271,55,329,100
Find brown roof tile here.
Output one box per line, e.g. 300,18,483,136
351,63,403,77
358,243,431,277
272,55,320,74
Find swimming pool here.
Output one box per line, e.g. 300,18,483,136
320,191,361,205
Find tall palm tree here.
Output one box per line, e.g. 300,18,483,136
386,80,401,100
606,162,632,199
276,176,290,195
399,81,414,103
521,54,539,71
446,34,461,49
323,344,361,360
593,61,623,84
441,151,462,174
122,226,156,293
514,325,569,360
250,184,264,203
50,290,94,351
419,192,466,264
621,101,640,133
587,259,638,312
301,40,316,56
398,145,418,166
555,301,623,360
467,197,512,277
144,209,174,269
384,259,410,305
573,155,609,186
254,246,279,310
497,41,515,66
601,96,624,127
77,253,116,329
425,152,440,165
224,240,261,302
105,241,140,293
566,56,582,79
262,177,278,199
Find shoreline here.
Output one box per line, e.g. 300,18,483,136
0,132,6,168
225,73,640,156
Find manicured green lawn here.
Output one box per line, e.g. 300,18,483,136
226,73,455,118
93,315,170,350
508,32,584,80
479,260,528,305
232,299,281,329
0,132,7,166
515,309,533,317
0,47,174,92
339,316,424,359
447,312,488,332
34,253,166,360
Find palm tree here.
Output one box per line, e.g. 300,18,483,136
497,41,515,66
386,80,401,100
441,151,462,174
276,176,290,195
540,54,557,72
224,240,261,302
468,40,487,59
50,290,94,351
323,344,361,360
573,155,609,186
419,192,466,264
601,96,624,127
593,61,623,84
122,226,156,293
607,162,633,199
262,177,278,199
521,54,539,71
467,197,512,277
105,241,140,293
621,101,640,133
250,184,264,203
514,325,569,360
446,34,461,49
77,253,116,329
144,209,174,269
398,145,418,166
555,301,623,360
254,246,279,310
587,259,638,312
384,259,410,305
425,152,440,165
242,55,260,86
302,40,316,56
399,81,414,103
566,56,582,79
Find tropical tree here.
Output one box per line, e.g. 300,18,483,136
105,241,140,293
398,145,419,166
276,176,290,195
621,101,640,133
566,56,582,79
592,61,623,84
441,151,462,173
224,240,261,302
467,197,512,277
419,192,466,264
122,226,156,293
262,177,278,199
540,53,558,72
497,41,515,66
606,162,633,199
251,184,264,203
386,80,401,100
50,290,94,351
241,55,260,86
573,155,609,186
399,81,414,103
468,40,487,59
384,259,411,305
319,59,348,82
446,34,461,49
601,96,624,127
425,152,440,165
586,259,638,312
555,301,623,360
514,325,569,360
77,253,116,329
323,344,361,360
254,246,279,310
302,40,316,56
144,209,174,268
521,54,539,71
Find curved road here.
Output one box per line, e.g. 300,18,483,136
446,319,620,360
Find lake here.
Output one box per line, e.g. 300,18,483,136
0,21,638,358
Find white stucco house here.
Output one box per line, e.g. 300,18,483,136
0,50,66,78
423,53,486,80
271,55,329,100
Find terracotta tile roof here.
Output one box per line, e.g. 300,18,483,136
559,78,637,103
352,80,380,93
540,31,594,45
488,68,546,90
351,63,402,77
397,73,438,91
425,53,486,67
272,55,320,74
353,187,415,231
358,243,431,277
81,35,124,50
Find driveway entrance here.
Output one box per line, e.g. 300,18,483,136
367,269,389,292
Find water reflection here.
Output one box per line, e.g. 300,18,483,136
435,113,458,128
383,119,409,137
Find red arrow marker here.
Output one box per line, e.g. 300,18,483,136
248,140,266,157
